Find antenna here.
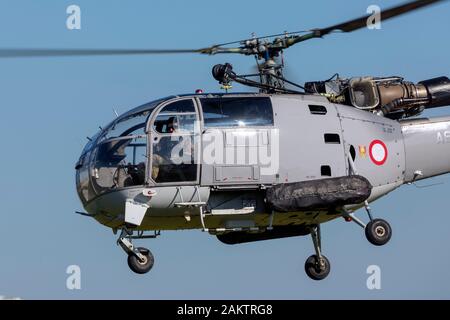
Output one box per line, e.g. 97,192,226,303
113,107,119,118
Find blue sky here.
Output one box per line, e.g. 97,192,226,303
0,0,450,299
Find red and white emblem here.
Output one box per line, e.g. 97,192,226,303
369,140,388,166
142,189,157,197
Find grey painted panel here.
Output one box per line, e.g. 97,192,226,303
214,165,254,182
85,186,210,219
271,96,346,182
401,117,450,182
201,128,276,185
345,181,402,211
253,166,260,180
336,105,405,188
207,190,265,213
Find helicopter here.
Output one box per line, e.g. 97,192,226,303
2,0,449,280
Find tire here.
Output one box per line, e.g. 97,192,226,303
127,247,154,274
365,219,392,246
304,254,330,280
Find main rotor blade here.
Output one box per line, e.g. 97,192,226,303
2,0,443,59
0,47,245,58
286,0,445,47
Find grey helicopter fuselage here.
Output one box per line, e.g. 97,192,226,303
75,93,450,235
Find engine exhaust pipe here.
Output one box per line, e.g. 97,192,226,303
419,76,450,109
378,76,450,115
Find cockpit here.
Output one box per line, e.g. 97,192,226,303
75,98,165,205
75,94,274,205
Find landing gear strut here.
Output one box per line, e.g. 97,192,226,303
345,152,392,246
305,225,331,281
117,228,159,274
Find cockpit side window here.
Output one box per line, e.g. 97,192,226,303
150,99,198,184
200,97,274,128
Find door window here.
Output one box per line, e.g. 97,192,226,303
151,99,198,183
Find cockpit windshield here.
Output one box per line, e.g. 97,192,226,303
81,130,102,156
91,110,152,195
76,97,170,204
103,111,150,140
79,98,168,157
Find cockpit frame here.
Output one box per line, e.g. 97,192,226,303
76,93,275,205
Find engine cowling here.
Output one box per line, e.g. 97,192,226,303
305,76,450,118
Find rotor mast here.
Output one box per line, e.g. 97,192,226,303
241,35,287,90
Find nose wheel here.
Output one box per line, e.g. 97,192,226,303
127,247,154,274
305,225,331,281
117,228,159,274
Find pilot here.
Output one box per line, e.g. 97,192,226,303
167,116,190,134
125,162,146,186
152,116,195,182
151,138,174,182
151,138,196,182
167,116,178,133
151,143,164,181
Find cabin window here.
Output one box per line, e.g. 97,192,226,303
200,97,273,128
324,133,341,144
309,105,327,115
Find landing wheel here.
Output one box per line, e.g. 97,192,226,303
305,254,330,281
127,247,154,274
365,219,392,246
